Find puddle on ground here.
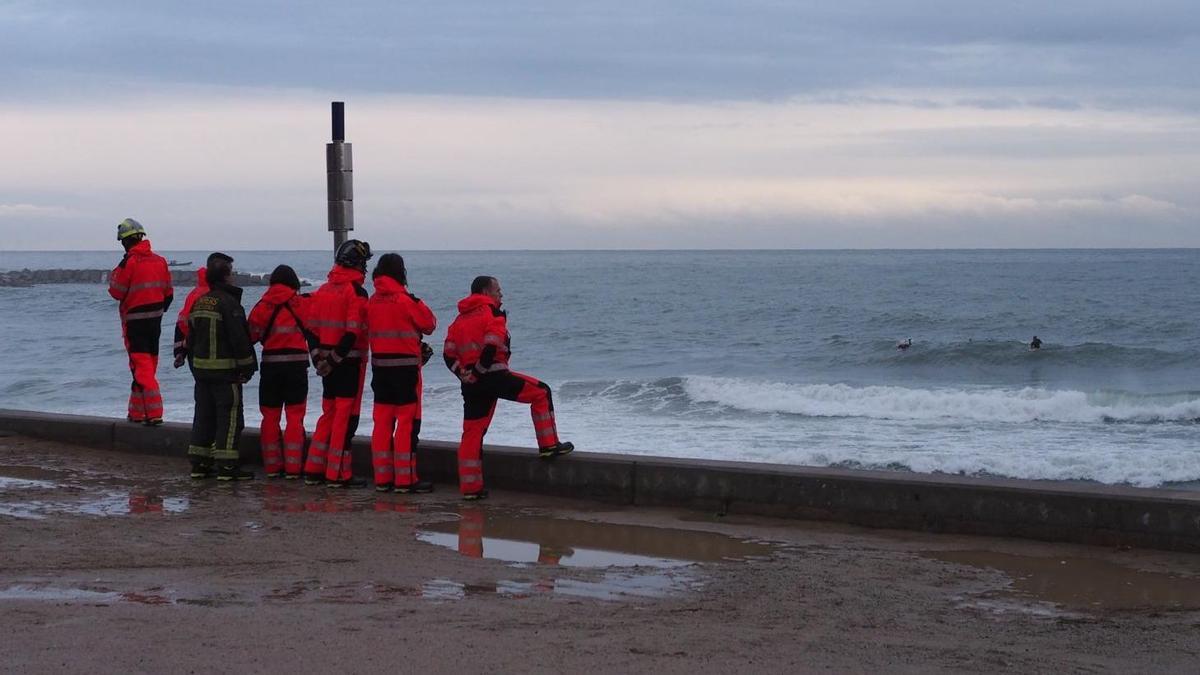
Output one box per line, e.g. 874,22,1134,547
926,550,1200,612
0,465,71,482
0,585,121,603
0,584,174,605
413,509,770,601
417,510,773,568
0,493,190,519
0,471,438,520
0,476,58,490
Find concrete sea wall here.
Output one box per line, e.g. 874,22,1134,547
2,408,1199,552
0,269,285,288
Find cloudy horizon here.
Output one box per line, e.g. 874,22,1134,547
2,1,1198,250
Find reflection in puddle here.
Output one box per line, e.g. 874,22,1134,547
417,508,772,568
416,532,692,569
927,550,1200,612
415,507,770,601
0,475,433,521
0,493,189,519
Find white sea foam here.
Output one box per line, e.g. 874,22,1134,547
682,377,1200,424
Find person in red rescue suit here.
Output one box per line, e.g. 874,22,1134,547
443,275,573,500
303,240,373,489
248,265,318,479
108,218,173,426
366,254,437,493
171,267,209,368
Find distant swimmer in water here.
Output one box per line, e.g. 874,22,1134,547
1029,336,1042,350
897,338,912,351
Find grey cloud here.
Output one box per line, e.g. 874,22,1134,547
851,126,1200,160
2,1,1199,102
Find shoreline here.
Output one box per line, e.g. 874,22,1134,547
3,408,1199,553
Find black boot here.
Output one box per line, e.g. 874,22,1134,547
462,489,489,501
327,476,368,489
394,480,434,494
189,459,214,480
304,473,325,486
217,464,255,482
143,417,164,427
539,441,574,459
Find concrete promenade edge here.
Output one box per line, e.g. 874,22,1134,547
2,407,1199,553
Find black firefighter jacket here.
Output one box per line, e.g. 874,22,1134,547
187,282,258,382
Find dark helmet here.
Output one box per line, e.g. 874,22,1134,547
206,252,234,284
269,264,301,290
335,239,372,272
372,252,407,285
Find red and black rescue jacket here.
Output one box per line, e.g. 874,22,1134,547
309,265,369,365
443,293,510,377
248,284,317,367
173,268,209,359
108,239,173,325
366,276,437,369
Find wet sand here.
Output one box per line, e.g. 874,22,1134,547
1,433,1199,673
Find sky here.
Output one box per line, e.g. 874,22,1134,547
1,1,1198,249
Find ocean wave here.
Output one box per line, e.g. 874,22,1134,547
561,376,1200,424
683,377,1200,424
857,339,1194,370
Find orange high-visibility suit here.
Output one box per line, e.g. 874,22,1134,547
443,293,560,495
367,276,436,489
249,284,315,477
303,265,369,483
108,239,173,422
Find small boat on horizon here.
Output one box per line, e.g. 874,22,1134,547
166,260,192,267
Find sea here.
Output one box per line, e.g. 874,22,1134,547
1,249,1198,488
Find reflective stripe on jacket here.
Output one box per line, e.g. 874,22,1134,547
309,265,368,359
367,276,436,365
187,282,258,380
248,283,313,363
444,293,509,375
109,239,173,321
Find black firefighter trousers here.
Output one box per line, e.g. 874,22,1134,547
188,379,245,464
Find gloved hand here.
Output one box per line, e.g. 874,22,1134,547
420,341,433,366
238,369,255,384
316,357,333,377
173,353,186,369
457,369,477,385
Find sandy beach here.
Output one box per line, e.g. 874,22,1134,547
1,433,1199,673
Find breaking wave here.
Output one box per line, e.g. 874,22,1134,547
562,377,1200,424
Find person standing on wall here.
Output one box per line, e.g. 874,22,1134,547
108,218,173,426
366,253,437,493
248,265,317,479
171,266,209,370
185,252,258,481
304,240,372,489
443,275,573,500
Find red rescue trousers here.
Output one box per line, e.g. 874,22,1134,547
458,506,485,558
457,370,559,495
371,401,421,487
370,363,423,488
126,352,163,422
304,358,366,482
260,404,306,476
259,361,310,476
